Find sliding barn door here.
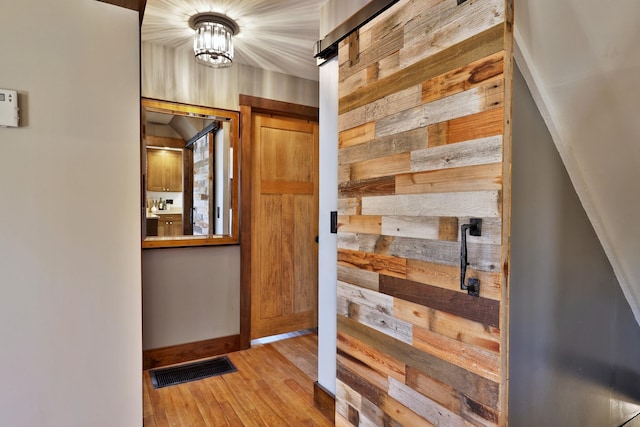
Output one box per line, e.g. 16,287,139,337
336,0,513,425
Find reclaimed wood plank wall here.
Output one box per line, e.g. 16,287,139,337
336,0,513,425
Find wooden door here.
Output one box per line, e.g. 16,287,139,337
335,0,513,425
250,113,319,339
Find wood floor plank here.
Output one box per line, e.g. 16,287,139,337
143,333,331,427
269,333,319,380
247,344,332,426
143,375,167,426
242,363,310,426
219,401,245,427
143,372,154,419
213,375,263,427
176,385,208,426
223,354,289,426
160,384,184,427
285,377,333,426
231,351,304,427
189,379,230,427
163,383,192,427
246,348,320,411
143,415,157,427
256,378,304,427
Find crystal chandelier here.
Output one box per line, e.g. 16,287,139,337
189,12,239,68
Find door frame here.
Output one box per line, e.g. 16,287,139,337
239,95,319,349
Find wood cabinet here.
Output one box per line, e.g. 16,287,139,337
147,148,183,192
146,217,158,236
156,214,183,237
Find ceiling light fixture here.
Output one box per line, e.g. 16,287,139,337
189,12,239,68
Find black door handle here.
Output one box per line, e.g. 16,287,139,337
330,211,338,234
460,218,482,297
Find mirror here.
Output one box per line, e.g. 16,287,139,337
141,98,239,248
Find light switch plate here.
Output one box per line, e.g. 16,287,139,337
0,89,19,127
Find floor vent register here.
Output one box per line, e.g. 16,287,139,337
150,356,237,389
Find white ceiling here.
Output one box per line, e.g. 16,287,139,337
141,0,324,81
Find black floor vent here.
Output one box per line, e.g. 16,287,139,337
150,356,237,389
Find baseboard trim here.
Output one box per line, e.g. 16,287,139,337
314,381,336,423
143,334,241,370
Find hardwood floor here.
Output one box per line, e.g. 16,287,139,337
143,332,332,426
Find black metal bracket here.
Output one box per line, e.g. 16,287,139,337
330,211,338,234
314,0,400,61
464,278,480,298
460,218,482,297
185,120,220,148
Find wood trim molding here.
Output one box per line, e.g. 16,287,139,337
96,0,141,12
314,381,336,423
139,0,147,17
239,103,252,350
239,95,319,122
238,95,320,349
143,334,241,370
95,0,146,24
145,135,184,149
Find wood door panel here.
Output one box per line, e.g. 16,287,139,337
258,194,283,320
280,193,296,317
251,113,319,339
294,194,317,313
261,181,314,195
260,128,314,183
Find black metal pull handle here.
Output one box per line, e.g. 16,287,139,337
460,218,482,297
330,211,338,234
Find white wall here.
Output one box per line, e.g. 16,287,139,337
143,246,240,349
317,57,339,394
510,65,640,426
0,1,141,426
515,0,640,325
319,0,371,37
316,0,369,397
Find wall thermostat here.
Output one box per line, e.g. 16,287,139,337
0,89,19,127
